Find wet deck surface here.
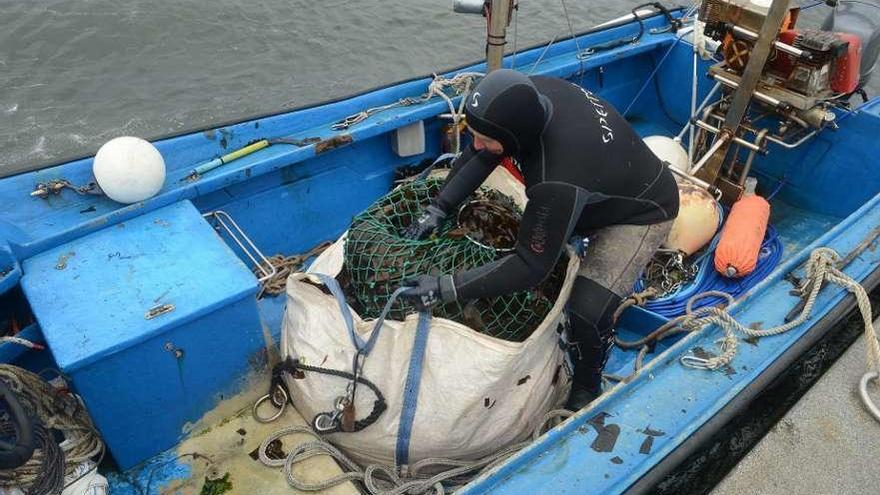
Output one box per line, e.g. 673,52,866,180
107,371,360,495
712,333,880,495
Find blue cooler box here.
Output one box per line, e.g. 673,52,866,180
21,200,264,469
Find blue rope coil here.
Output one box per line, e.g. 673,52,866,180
635,217,784,318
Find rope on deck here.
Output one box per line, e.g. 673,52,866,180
257,246,880,494
673,247,880,424
610,247,880,413
255,241,334,298
257,410,572,494
678,247,880,375
0,365,104,494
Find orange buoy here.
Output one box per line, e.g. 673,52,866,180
714,178,770,278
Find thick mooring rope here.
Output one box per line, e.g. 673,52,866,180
609,247,880,401
0,366,104,493
677,248,880,372
258,410,571,494
256,241,334,298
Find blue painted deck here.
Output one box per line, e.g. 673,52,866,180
1,8,880,494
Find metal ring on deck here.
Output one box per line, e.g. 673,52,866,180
253,386,288,424
859,371,880,424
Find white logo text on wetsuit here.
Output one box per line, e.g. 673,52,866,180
576,86,615,144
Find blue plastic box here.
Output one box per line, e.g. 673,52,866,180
21,201,263,469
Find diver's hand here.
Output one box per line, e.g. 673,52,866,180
400,275,457,311
403,205,447,240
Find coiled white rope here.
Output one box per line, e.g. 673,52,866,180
675,247,880,424
258,409,571,494
679,248,880,374
428,72,483,153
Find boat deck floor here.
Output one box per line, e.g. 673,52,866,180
712,330,880,495
108,195,855,493
107,371,358,495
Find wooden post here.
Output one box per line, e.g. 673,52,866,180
486,0,513,72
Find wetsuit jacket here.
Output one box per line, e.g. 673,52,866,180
433,77,679,302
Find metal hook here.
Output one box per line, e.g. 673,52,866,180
271,384,289,408
680,354,713,369
313,412,339,432
331,111,368,131
576,48,596,60
859,371,880,424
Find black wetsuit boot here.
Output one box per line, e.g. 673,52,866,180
565,276,621,411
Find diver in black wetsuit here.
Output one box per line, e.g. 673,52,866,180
400,69,679,410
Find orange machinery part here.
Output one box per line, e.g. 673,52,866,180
714,194,771,278
775,30,862,94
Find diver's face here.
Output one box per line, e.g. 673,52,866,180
470,129,505,155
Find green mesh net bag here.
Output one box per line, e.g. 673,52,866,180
340,177,565,342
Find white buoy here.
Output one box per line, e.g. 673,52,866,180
644,136,720,255
644,135,688,172
93,136,165,204
665,182,721,255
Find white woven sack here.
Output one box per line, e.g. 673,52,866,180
281,167,578,466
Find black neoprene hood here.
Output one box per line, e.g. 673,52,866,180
463,69,551,155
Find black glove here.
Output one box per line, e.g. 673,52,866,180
400,275,458,311
403,205,447,240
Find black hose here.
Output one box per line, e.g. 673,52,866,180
650,52,687,127
631,2,682,44
0,380,35,470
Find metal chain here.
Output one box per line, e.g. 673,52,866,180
253,358,388,435
331,97,423,131
641,249,699,297
30,179,100,199
331,73,483,131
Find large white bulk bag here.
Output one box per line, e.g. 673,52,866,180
280,168,578,467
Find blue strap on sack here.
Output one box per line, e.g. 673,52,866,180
312,273,432,467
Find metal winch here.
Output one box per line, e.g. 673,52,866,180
690,0,880,203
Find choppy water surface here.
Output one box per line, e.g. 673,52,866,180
0,1,873,174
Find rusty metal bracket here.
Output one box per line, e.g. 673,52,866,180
696,0,792,192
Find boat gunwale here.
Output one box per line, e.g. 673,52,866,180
621,265,880,494
0,15,681,260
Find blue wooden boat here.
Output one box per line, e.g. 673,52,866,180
2,2,880,493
